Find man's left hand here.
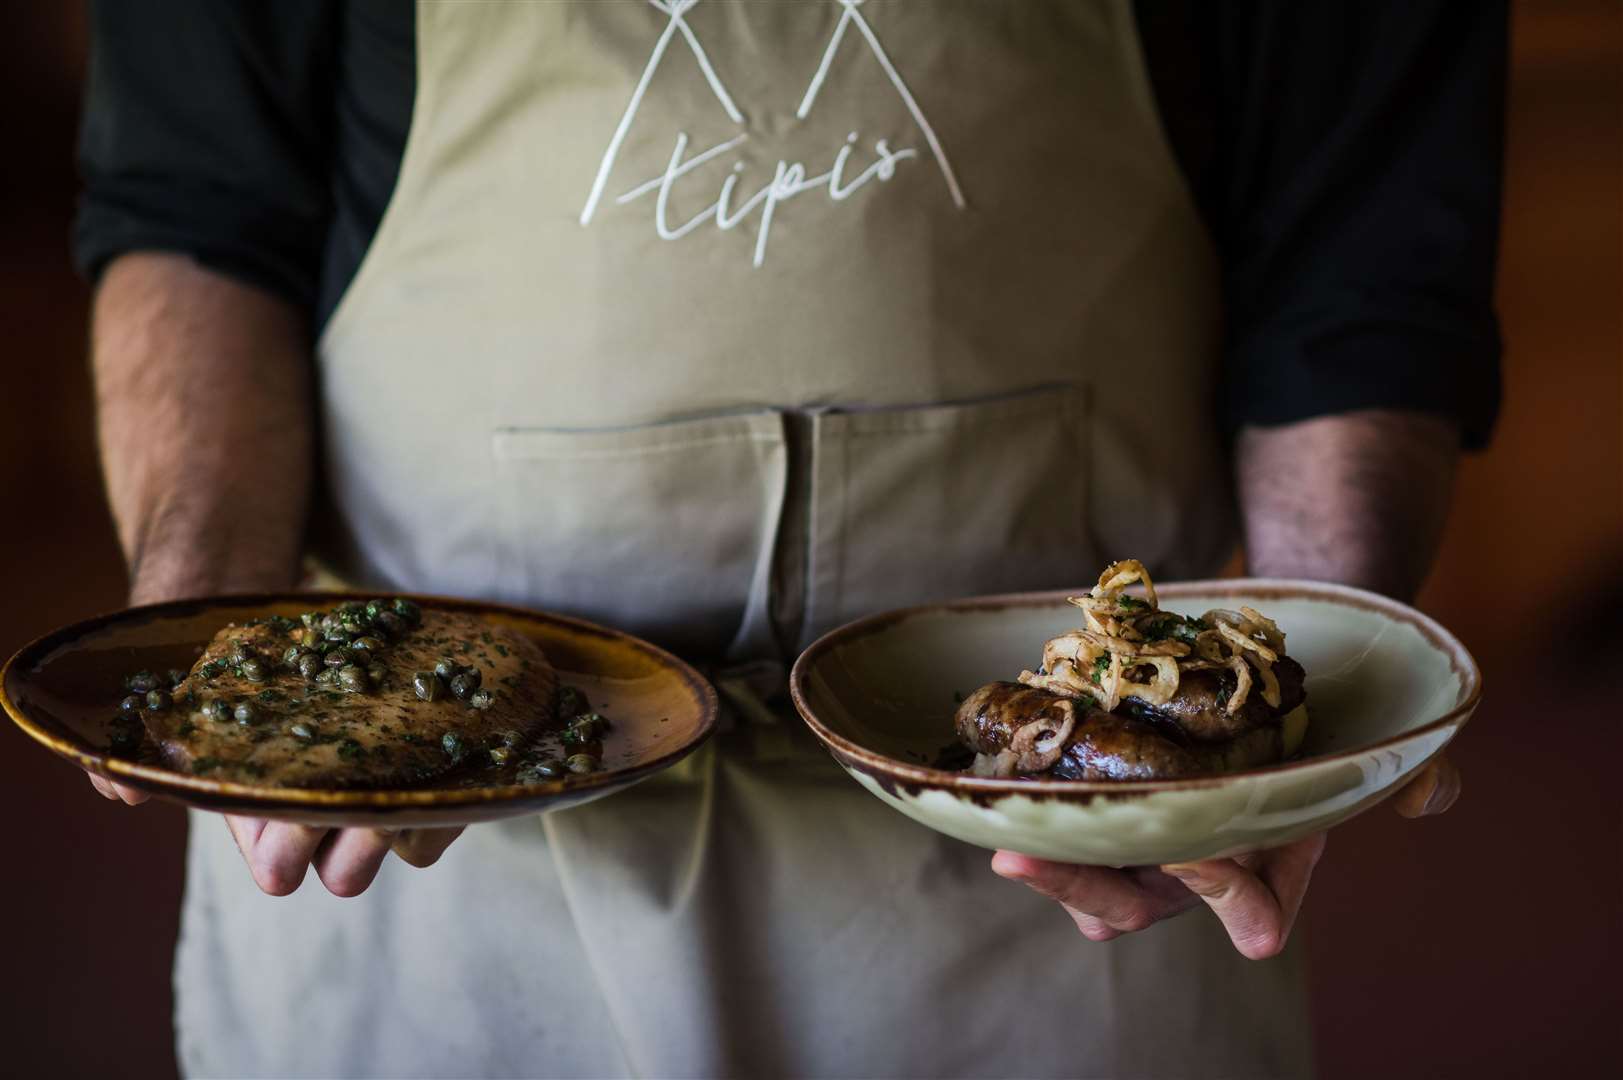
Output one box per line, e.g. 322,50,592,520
991,754,1460,958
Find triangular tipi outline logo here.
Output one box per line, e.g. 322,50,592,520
578,0,966,266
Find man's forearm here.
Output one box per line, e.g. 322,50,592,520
1236,410,1460,602
92,253,314,604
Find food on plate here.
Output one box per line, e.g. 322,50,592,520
954,560,1309,780
122,598,598,787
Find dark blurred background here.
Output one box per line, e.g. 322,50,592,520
4,4,1618,1078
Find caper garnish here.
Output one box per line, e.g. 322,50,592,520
300,612,320,628
125,671,160,694
392,598,422,625
325,647,356,668
449,672,479,700
202,699,232,723
569,712,609,741
314,667,340,688
441,731,466,760
367,663,386,686
108,716,143,753
488,746,513,766
119,694,145,716
233,701,257,726
374,611,407,639
412,671,445,702
566,754,599,775
364,600,386,620
351,636,384,653
556,685,588,719
469,688,494,710
289,721,315,741
144,689,172,712
433,657,458,680
240,658,269,683
228,643,256,666
338,665,369,694
282,645,304,666
517,758,565,783
490,729,523,748
298,653,325,679
166,669,187,689
324,624,351,643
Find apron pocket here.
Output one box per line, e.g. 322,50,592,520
803,384,1096,640
492,412,786,658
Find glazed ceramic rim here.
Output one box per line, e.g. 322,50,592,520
790,578,1482,795
2,591,719,812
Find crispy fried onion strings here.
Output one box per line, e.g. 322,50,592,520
1016,562,1289,715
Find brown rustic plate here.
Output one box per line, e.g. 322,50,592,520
2,593,717,827
791,579,1481,866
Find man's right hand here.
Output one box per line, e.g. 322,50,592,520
87,774,462,895
222,817,464,897
86,772,151,806
86,251,430,898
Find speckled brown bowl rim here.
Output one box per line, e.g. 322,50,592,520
2,591,718,814
789,578,1482,798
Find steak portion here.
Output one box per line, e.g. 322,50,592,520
1130,656,1307,742
143,604,556,787
955,680,1286,782
957,560,1310,781
1046,710,1283,781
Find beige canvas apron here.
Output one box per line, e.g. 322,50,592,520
174,3,1311,1077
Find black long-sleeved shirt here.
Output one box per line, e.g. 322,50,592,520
74,0,1507,447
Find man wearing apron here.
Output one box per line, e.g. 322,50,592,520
77,2,1504,1076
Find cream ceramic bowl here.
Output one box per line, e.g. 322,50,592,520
791,580,1480,867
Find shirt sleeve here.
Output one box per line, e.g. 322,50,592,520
1211,1,1508,449
73,0,336,312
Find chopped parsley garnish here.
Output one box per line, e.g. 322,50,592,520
1090,653,1111,686
1145,614,1209,646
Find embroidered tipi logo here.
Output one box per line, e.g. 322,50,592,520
579,0,966,267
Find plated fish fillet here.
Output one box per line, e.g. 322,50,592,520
139,600,556,787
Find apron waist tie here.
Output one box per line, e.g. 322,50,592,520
699,658,810,765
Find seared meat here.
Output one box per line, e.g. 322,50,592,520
956,682,1078,775
1047,710,1282,781
144,607,556,787
959,560,1309,780
1131,656,1307,742
954,667,1297,781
